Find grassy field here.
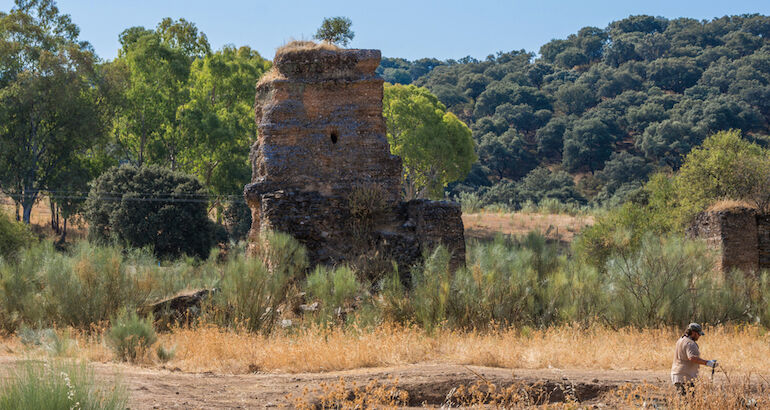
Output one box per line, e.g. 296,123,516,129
3,324,767,375
462,211,593,242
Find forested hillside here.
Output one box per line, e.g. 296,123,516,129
378,15,770,208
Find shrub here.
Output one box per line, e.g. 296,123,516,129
212,232,306,333
156,345,176,362
450,233,565,328
517,167,586,206
410,246,452,330
0,210,34,261
457,191,483,213
250,230,308,278
378,269,413,325
108,310,157,362
0,240,223,332
305,265,363,323
223,200,252,242
42,242,155,327
85,165,217,259
0,360,128,410
604,234,715,327
0,242,54,332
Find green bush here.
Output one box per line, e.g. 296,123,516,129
410,246,452,330
305,265,363,323
604,234,715,327
0,240,222,332
108,310,157,362
0,242,55,332
0,211,34,261
457,191,483,213
378,269,413,325
450,233,565,328
42,242,154,327
223,200,252,242
156,345,176,363
250,230,309,278
212,231,306,333
85,165,218,260
0,360,128,410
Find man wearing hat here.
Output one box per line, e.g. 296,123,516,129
671,323,718,395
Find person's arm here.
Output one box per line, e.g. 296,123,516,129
689,356,708,366
686,343,715,366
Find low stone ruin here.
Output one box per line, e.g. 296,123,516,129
687,205,770,273
244,45,465,275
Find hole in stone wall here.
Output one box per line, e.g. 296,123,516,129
330,130,338,144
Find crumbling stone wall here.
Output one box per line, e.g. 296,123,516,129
757,215,770,269
245,47,465,273
688,206,761,273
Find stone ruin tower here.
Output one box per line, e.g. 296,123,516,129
244,46,465,274
688,205,770,274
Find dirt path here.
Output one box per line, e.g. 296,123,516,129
2,356,720,408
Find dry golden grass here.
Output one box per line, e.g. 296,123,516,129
275,40,340,56
255,67,285,88
608,379,770,409
706,199,757,212
462,212,594,242
12,324,767,376
288,377,410,409
0,194,88,240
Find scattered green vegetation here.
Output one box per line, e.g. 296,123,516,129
304,265,364,324
0,211,35,261
0,360,128,410
210,231,306,333
108,310,157,362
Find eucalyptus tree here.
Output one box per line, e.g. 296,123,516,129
0,0,106,224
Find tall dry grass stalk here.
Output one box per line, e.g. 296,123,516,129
19,324,769,376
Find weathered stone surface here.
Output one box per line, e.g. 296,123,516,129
245,46,465,276
246,48,402,205
140,289,215,330
404,200,466,270
687,206,759,273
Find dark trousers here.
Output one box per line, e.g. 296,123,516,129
674,381,695,396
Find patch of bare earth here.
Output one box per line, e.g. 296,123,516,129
0,356,678,408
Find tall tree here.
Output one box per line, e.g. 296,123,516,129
0,0,105,224
178,45,270,196
383,84,477,199
110,18,209,168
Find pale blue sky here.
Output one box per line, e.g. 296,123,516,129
3,1,770,61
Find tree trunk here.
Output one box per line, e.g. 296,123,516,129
15,202,20,221
60,217,68,243
22,201,33,225
21,189,38,225
50,198,59,234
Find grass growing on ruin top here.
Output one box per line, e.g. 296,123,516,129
275,40,340,56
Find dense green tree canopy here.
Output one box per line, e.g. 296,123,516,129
383,83,477,199
85,165,218,259
178,45,270,196
0,0,106,224
382,14,770,207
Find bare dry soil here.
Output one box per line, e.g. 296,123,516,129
0,356,716,408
